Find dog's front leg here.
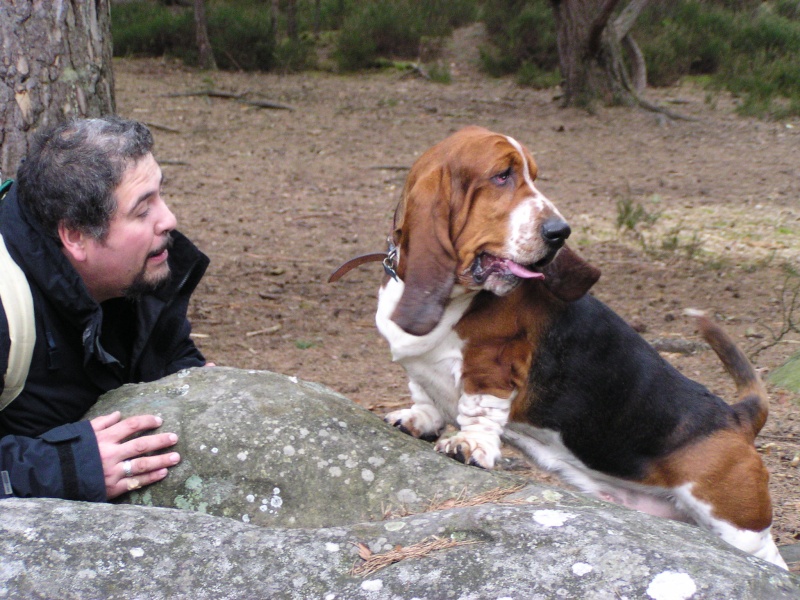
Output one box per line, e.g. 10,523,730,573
384,380,447,442
435,392,512,469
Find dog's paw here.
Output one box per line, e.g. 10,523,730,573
435,432,501,469
384,408,443,442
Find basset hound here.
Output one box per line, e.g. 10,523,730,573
330,126,786,569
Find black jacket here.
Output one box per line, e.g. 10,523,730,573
0,182,209,501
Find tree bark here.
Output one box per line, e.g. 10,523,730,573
194,0,217,70
0,0,115,180
550,0,651,109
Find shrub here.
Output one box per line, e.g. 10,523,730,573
111,3,193,59
635,0,800,117
334,0,478,71
112,1,275,71
480,0,558,78
208,4,275,71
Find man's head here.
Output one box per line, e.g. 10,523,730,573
17,117,178,302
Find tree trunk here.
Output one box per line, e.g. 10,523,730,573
194,0,217,70
613,0,651,94
286,0,298,41
271,0,280,41
0,0,115,180
550,0,651,109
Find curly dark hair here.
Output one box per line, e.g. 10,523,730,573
16,116,154,242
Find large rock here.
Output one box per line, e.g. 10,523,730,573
2,495,798,600
0,367,797,599
87,367,521,528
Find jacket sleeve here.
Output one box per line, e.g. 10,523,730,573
0,420,107,502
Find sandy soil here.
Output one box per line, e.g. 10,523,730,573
113,28,799,567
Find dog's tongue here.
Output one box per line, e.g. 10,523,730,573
505,259,544,280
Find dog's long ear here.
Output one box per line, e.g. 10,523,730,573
391,165,457,336
542,245,601,302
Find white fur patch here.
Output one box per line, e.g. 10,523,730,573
377,277,474,428
503,135,565,264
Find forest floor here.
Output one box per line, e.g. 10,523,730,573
114,25,799,569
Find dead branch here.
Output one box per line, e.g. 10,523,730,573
751,273,800,358
143,121,181,134
163,89,246,99
161,89,295,111
245,325,282,337
236,98,295,111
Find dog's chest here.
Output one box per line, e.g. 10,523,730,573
376,279,476,420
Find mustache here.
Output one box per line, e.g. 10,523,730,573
148,233,174,259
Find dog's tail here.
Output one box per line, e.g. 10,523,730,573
687,309,769,438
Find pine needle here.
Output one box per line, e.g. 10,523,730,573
350,536,477,577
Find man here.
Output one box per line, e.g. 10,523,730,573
0,116,210,501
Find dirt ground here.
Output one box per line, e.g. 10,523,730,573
114,28,799,566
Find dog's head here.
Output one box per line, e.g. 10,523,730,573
391,126,599,336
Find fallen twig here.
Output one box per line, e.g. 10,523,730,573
245,325,282,337
161,89,295,111
163,89,246,99
370,165,409,171
143,121,181,134
236,98,295,111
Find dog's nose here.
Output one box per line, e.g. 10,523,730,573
542,217,571,247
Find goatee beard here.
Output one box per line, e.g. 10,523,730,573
123,235,173,300
123,269,172,301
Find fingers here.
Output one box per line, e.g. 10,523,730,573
95,414,164,445
106,443,181,500
119,431,179,461
90,411,122,433
95,413,182,500
121,452,181,479
111,465,172,499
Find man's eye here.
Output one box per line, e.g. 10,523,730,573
493,168,512,185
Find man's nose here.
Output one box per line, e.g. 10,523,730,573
155,197,177,233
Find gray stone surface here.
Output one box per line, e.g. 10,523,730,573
0,367,797,599
87,367,521,528
2,495,798,600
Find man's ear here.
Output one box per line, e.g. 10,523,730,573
58,222,88,263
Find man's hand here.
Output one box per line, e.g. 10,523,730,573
90,411,181,500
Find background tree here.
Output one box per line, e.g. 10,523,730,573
0,0,115,179
194,0,217,70
550,0,651,108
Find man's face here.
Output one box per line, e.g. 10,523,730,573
79,153,177,302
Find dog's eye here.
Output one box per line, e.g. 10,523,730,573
492,168,512,185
